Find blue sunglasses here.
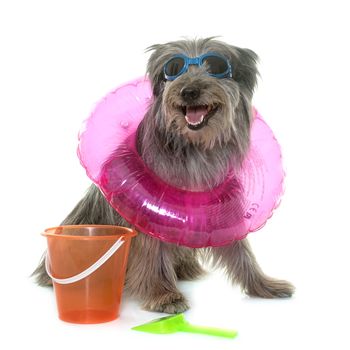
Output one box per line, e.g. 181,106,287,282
163,52,233,81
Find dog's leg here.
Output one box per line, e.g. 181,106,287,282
125,234,189,314
31,185,127,286
211,239,295,298
173,246,205,281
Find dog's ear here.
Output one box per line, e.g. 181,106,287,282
146,44,167,97
231,47,259,97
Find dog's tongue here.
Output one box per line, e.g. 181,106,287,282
186,106,207,124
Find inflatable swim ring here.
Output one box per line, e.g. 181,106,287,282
78,77,284,248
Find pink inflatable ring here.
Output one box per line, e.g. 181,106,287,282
78,77,284,248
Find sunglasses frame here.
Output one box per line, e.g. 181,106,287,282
163,52,233,81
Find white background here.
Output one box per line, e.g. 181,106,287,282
1,0,349,349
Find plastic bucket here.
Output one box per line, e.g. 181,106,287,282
42,225,137,324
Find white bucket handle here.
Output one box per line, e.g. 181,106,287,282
45,237,124,285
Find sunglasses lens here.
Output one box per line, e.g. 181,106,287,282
202,56,229,75
164,57,185,78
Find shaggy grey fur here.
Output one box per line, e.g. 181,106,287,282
143,37,258,189
33,38,294,313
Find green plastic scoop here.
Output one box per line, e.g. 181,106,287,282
132,314,238,339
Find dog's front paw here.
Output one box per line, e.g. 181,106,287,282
142,292,189,314
245,276,295,299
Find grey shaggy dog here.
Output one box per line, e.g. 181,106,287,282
33,38,294,313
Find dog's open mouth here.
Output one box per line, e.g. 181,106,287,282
179,104,219,130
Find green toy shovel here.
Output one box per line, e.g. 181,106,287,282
132,314,238,339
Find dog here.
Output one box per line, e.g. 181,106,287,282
33,38,295,314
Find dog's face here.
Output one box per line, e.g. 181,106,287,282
146,38,259,154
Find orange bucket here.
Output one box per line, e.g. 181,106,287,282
42,225,137,324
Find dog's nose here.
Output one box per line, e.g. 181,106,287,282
181,87,200,101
